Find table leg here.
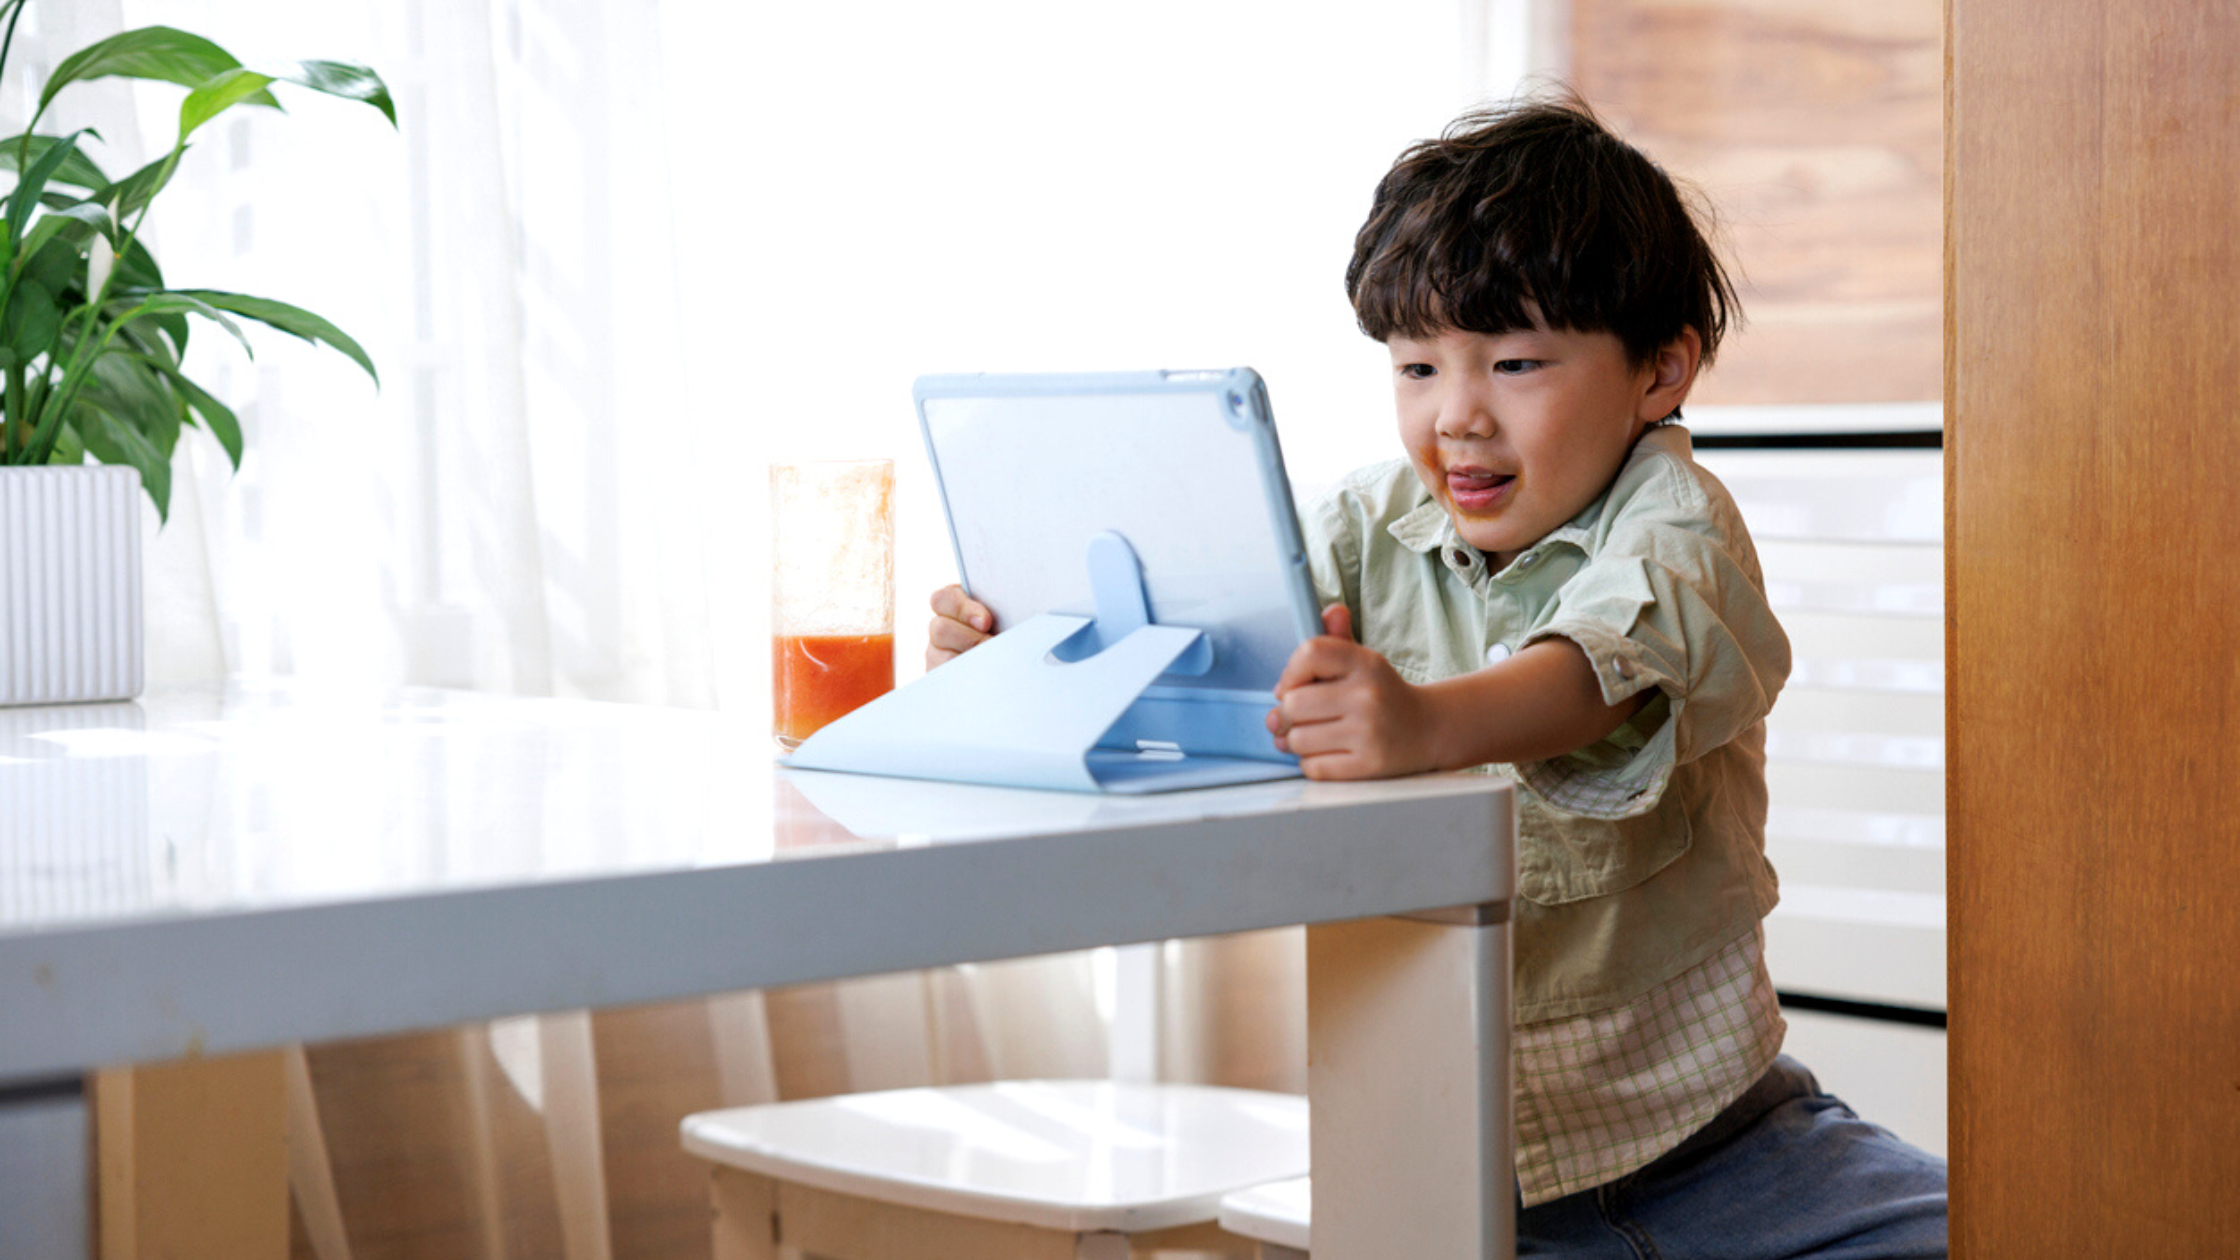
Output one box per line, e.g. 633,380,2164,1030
1306,909,1513,1259
94,1049,288,1260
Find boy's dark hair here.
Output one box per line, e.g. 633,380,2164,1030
1345,95,1737,367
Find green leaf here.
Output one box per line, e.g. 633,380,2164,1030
112,234,165,290
40,27,278,116
1,275,62,361
23,231,87,297
135,354,242,469
114,314,182,371
82,353,184,461
95,151,184,224
20,200,111,263
0,134,111,190
178,66,279,142
6,127,93,246
48,423,86,464
98,245,191,361
180,59,397,144
174,289,376,385
279,60,396,126
148,307,189,359
123,291,254,359
73,402,171,520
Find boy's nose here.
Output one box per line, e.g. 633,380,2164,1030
1437,390,1497,438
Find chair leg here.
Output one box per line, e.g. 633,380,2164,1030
283,1046,353,1260
537,1012,614,1260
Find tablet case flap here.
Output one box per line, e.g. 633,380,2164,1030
787,532,1298,794
785,611,1202,793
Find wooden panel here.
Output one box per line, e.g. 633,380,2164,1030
592,1003,727,1260
1946,0,2240,1252
290,1028,568,1260
1568,0,1943,404
97,1050,288,1260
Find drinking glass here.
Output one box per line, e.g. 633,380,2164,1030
771,459,895,749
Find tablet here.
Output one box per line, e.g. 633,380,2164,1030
916,367,1321,779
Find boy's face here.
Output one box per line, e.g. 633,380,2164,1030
1389,323,1694,568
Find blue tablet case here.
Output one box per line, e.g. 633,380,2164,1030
785,367,1321,794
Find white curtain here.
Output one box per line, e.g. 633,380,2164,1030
93,0,1490,707
14,1,1503,1255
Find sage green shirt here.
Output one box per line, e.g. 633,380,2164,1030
1303,424,1789,1021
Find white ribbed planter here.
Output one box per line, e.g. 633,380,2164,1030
1,465,145,706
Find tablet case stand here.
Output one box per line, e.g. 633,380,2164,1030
786,532,1300,794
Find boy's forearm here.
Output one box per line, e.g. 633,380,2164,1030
1418,637,1649,771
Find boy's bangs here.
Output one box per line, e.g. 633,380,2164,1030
1351,241,1546,343
1351,223,1611,347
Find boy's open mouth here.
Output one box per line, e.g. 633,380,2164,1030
1447,468,1515,512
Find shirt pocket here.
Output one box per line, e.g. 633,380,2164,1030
1514,787,1693,906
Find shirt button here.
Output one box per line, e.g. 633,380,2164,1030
1485,643,1512,664
1516,553,1538,570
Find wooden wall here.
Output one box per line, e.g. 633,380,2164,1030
1566,0,1944,405
1946,0,2240,1251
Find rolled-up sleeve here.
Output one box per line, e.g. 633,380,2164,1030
1518,500,1790,820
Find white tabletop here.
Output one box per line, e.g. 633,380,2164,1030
1,681,1513,1082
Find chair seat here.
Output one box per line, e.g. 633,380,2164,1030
679,1079,1309,1234
1219,1174,1311,1251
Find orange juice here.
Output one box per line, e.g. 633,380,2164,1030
773,632,895,747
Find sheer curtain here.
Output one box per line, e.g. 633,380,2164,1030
122,0,1490,707
15,0,1501,1254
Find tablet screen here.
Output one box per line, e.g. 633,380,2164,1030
917,368,1319,698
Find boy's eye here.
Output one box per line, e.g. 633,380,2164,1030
1494,359,1542,374
1398,363,1436,380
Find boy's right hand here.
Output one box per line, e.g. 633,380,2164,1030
1267,604,1440,780
926,585,996,670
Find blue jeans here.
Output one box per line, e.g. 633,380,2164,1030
1518,1056,1948,1259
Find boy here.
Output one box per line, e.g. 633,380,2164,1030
931,96,1947,1256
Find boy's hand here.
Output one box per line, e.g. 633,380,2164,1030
1267,605,1438,780
926,585,996,670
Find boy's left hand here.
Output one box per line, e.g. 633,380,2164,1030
1267,605,1438,780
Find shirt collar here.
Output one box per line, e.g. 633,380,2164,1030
1389,496,1453,555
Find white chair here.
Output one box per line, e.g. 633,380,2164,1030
1218,1175,1311,1260
680,1078,1308,1259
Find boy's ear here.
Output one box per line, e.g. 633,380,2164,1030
1637,327,1703,423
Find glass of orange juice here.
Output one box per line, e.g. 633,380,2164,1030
771,459,895,749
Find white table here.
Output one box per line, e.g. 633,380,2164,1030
1,681,1514,1258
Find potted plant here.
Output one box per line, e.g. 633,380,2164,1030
0,2,393,704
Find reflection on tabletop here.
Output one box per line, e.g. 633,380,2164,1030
2,679,1494,934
